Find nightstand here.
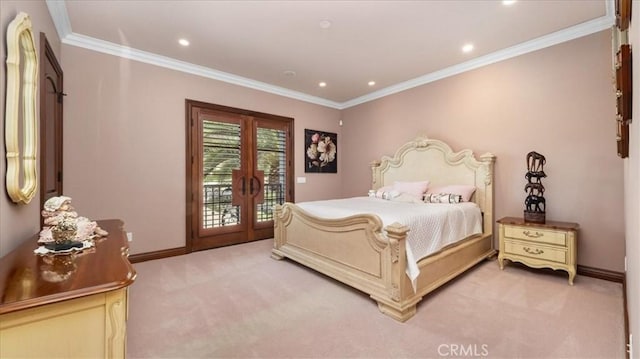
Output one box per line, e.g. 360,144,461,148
497,216,578,285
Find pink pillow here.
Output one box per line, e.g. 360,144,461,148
426,185,476,202
393,180,430,199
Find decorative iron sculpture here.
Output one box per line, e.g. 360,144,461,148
524,151,546,223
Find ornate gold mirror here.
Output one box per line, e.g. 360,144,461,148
5,12,38,204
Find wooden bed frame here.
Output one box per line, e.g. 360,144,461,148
272,136,496,322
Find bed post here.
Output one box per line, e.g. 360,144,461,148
271,204,285,260
479,153,496,248
371,222,419,322
370,160,382,190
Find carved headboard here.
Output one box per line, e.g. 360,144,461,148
370,136,496,236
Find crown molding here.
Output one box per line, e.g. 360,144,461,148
45,0,71,40
341,10,616,109
61,33,342,109
47,0,615,111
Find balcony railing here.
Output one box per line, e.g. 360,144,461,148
202,183,285,228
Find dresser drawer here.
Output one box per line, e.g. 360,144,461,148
504,225,567,246
504,240,567,264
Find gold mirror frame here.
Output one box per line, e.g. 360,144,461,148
5,12,38,204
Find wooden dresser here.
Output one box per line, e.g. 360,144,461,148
497,216,578,285
0,219,136,358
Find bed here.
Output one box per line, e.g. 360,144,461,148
271,136,496,322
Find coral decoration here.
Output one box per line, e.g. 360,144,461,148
39,196,108,245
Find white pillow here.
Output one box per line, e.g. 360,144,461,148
393,180,430,199
424,193,463,204
368,186,400,200
376,189,400,200
426,185,476,202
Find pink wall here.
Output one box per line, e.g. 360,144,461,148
61,45,342,255
623,4,639,354
0,0,61,257
0,2,634,349
341,30,625,272
0,3,626,278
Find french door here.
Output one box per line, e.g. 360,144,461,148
186,100,294,251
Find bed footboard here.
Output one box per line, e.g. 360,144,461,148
273,202,495,322
273,203,425,321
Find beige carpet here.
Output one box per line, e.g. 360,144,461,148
127,239,624,358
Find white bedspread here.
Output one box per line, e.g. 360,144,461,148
296,197,482,289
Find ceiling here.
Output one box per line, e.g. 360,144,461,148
46,0,613,109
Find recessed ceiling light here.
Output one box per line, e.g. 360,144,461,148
283,70,296,77
319,20,332,29
502,0,516,5
318,82,327,87
178,38,190,46
462,43,474,53
368,81,376,86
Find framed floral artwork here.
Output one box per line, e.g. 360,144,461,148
305,129,337,173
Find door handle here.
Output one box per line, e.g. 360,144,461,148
231,169,244,206
249,177,260,195
253,171,265,204
251,177,262,196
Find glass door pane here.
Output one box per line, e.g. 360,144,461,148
201,119,242,229
255,126,287,223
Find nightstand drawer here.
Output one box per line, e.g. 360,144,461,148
498,217,578,285
504,226,567,246
504,240,567,264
